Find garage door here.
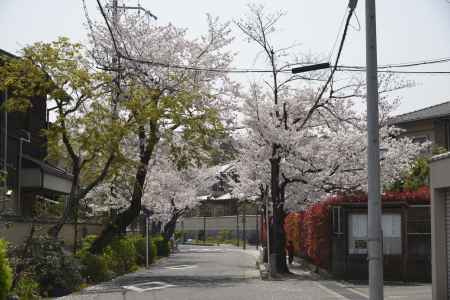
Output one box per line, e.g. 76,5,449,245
446,188,450,299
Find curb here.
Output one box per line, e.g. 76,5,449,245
294,257,333,279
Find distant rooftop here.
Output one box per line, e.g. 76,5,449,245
0,48,18,59
389,101,450,125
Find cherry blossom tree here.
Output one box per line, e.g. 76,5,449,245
233,4,421,274
85,3,238,253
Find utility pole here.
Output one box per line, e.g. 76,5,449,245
365,0,383,299
255,206,259,250
265,192,271,278
145,215,149,268
242,201,246,250
17,132,30,215
236,208,239,247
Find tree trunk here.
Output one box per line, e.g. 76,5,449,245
270,156,290,274
48,164,80,239
73,201,79,252
89,124,158,254
89,161,148,254
162,213,179,242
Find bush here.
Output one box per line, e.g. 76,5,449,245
217,230,232,242
78,252,113,284
13,273,39,300
174,230,184,241
77,235,114,283
28,237,82,297
129,235,156,266
107,237,138,275
153,236,170,257
0,239,12,300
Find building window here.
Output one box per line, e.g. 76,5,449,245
331,206,343,235
348,213,402,255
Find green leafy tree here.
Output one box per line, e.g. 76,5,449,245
0,38,129,246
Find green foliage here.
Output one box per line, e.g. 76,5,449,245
0,239,12,300
129,235,157,266
403,158,429,190
27,237,82,297
78,252,113,284
152,236,170,257
174,230,184,241
107,237,138,275
0,37,127,198
77,235,113,283
77,234,163,284
12,273,40,300
387,157,430,192
217,230,232,242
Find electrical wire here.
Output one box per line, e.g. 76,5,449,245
94,0,450,76
328,6,349,62
337,68,450,74
341,57,450,70
293,3,358,126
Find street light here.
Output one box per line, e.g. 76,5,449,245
291,62,330,74
17,130,30,215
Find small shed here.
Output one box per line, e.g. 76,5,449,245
429,152,450,299
329,199,431,281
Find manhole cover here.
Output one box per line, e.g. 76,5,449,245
165,264,197,270
122,281,175,292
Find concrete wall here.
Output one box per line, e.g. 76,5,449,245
178,215,260,243
396,119,435,143
0,220,104,247
430,153,450,300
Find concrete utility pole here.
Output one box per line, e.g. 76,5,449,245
242,201,246,250
236,209,239,247
365,0,384,299
145,215,149,268
265,192,270,278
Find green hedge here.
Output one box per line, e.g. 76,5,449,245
28,237,82,298
77,234,161,284
153,236,170,257
77,235,114,283
107,237,138,275
13,273,40,300
0,239,12,300
129,235,157,265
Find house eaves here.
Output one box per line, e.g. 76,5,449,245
388,100,450,125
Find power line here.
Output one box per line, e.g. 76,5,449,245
94,1,450,76
341,57,450,70
327,6,349,61
337,67,450,74
293,0,358,126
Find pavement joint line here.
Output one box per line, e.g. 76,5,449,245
345,287,369,299
122,281,175,293
313,281,350,300
164,264,197,270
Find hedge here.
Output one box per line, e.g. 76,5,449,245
285,186,430,269
0,239,12,300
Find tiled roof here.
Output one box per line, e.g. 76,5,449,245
389,101,450,125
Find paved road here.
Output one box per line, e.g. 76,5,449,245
62,244,431,300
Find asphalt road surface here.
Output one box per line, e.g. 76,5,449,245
61,244,431,300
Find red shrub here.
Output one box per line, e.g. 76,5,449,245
284,187,430,269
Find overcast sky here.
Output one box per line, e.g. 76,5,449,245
1,0,449,115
